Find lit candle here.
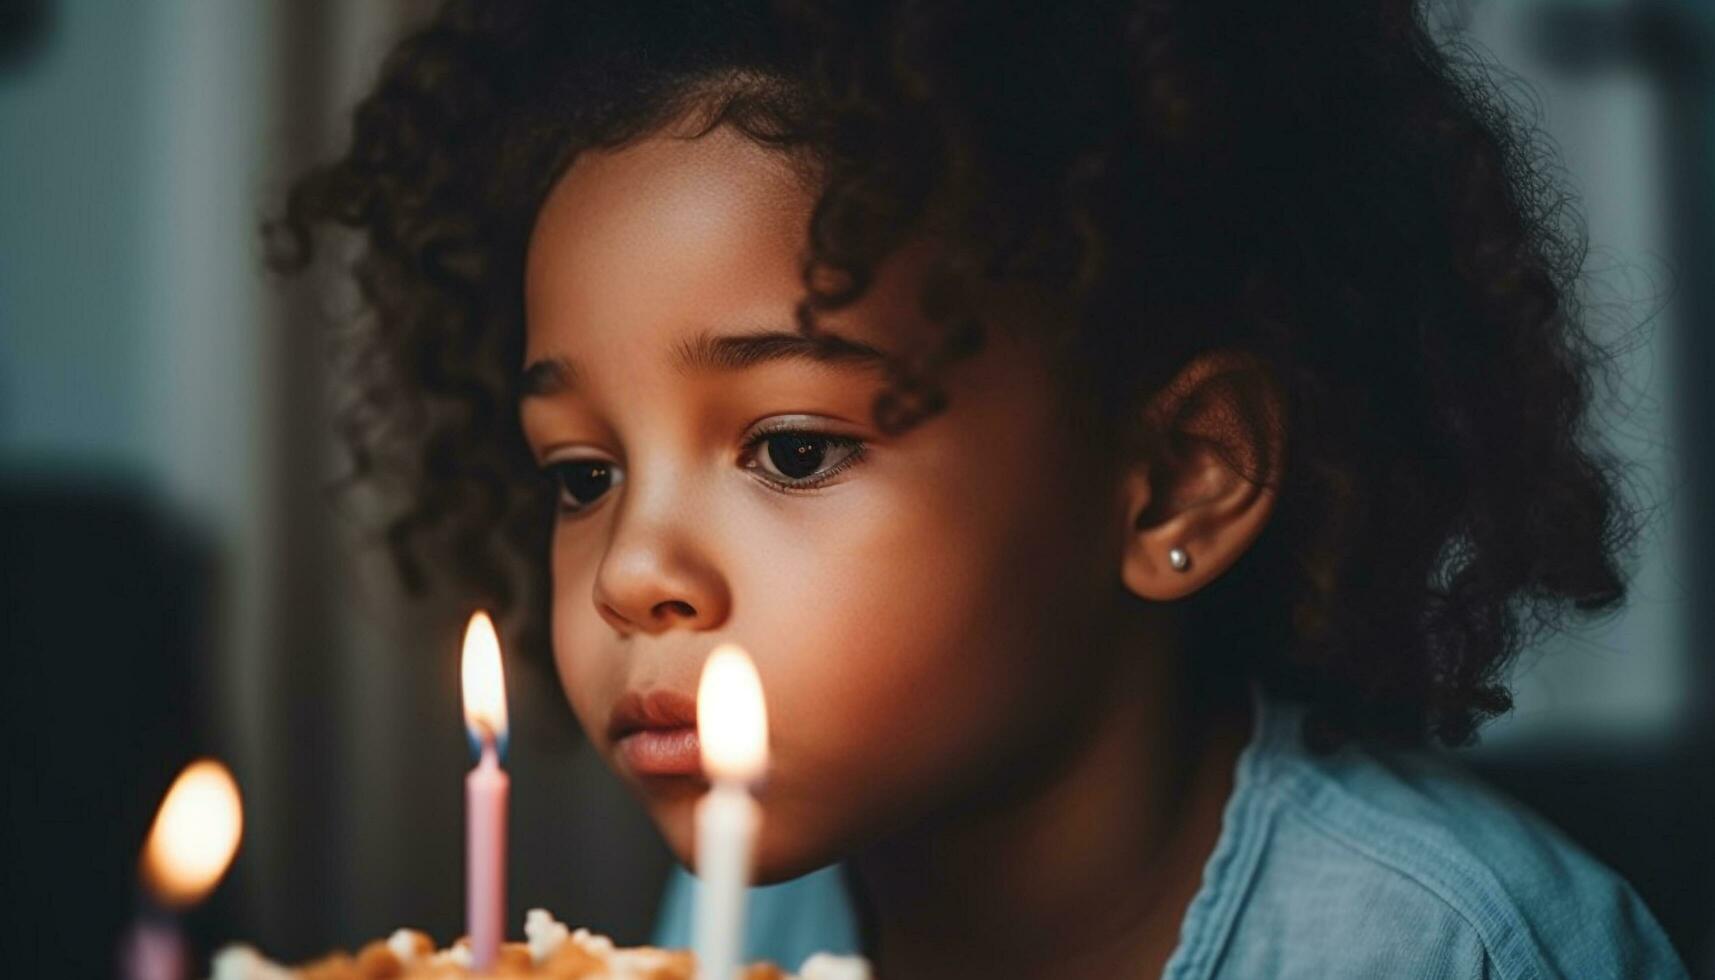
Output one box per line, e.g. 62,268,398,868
460,611,511,971
691,644,769,980
124,758,244,980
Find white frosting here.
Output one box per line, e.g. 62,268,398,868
799,951,874,980
606,946,676,977
523,907,571,962
386,929,423,964
203,911,875,978
554,925,675,979
569,925,616,956
208,945,293,980
430,942,473,968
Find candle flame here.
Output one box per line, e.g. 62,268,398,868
696,643,769,782
140,759,243,908
461,611,509,749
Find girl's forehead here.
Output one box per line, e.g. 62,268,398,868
526,128,807,355
530,123,812,268
523,125,933,369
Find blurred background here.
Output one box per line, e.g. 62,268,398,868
0,0,1710,975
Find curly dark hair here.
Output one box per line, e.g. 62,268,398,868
267,0,1647,750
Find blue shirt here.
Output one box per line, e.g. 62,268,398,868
653,687,1688,977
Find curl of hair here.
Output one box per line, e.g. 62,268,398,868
267,0,1646,748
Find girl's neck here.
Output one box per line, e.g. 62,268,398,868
843,644,1251,980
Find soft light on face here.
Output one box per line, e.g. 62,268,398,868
521,112,1126,882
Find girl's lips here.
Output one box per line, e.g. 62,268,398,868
616,726,703,777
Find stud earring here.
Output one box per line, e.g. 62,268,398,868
1168,546,1190,572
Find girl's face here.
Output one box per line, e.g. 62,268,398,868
522,119,1135,881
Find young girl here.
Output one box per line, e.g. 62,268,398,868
272,0,1690,976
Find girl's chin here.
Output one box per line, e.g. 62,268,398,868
650,794,846,885
751,837,845,885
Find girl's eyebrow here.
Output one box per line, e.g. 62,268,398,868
520,328,892,399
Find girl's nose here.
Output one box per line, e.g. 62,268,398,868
590,493,731,637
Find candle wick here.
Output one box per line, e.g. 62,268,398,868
469,720,505,765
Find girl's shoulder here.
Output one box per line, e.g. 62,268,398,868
1167,690,1689,980
651,690,1690,978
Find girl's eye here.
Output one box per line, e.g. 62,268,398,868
543,425,868,516
545,458,623,514
741,427,867,491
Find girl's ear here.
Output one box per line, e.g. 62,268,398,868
1118,348,1286,602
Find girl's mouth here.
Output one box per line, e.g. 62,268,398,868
616,726,703,777
608,688,703,776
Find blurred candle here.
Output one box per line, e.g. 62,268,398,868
125,759,243,980
692,644,768,980
461,611,511,971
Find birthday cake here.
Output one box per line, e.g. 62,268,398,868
207,908,870,979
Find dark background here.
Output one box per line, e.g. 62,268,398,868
2,1,1711,976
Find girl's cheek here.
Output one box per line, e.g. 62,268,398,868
765,470,1105,844
548,532,611,741
760,517,1049,781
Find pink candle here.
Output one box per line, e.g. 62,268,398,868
120,919,186,980
466,733,509,968
460,612,511,970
